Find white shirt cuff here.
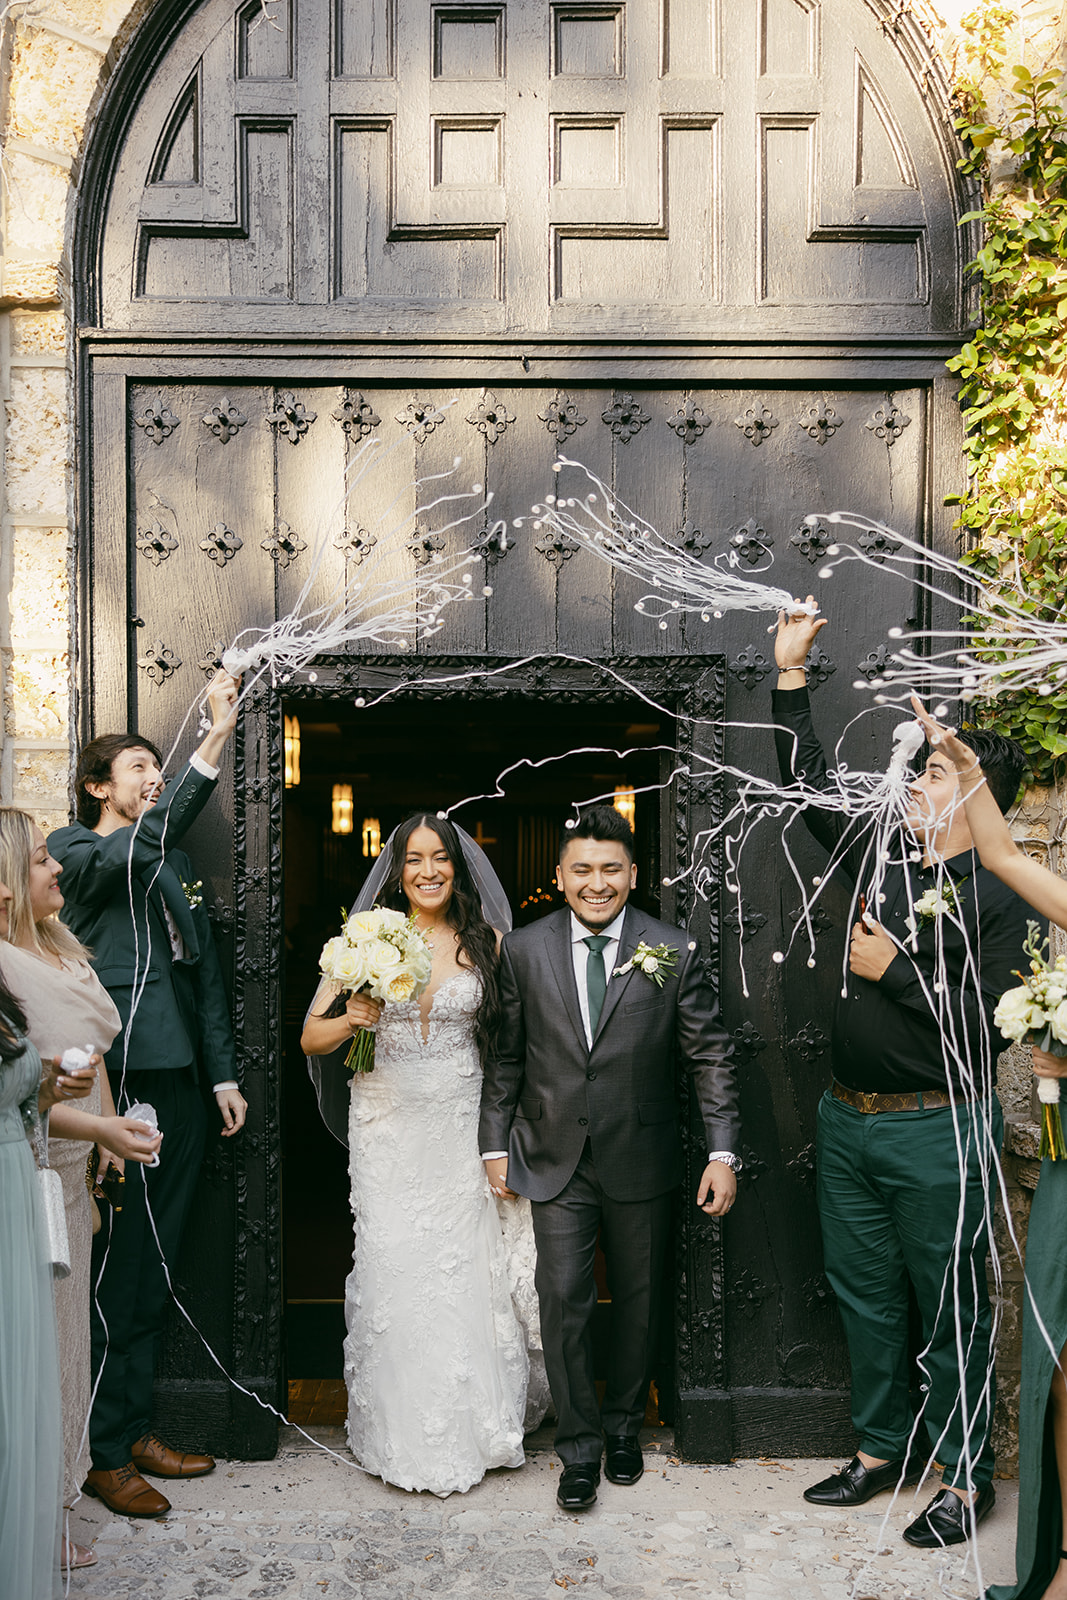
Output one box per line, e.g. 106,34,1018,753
480,1151,507,1161
213,1080,239,1094
708,1150,741,1170
190,752,220,780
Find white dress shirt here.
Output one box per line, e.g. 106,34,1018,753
570,909,626,1048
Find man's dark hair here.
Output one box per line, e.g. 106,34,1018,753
956,730,1026,815
559,805,635,864
75,733,164,827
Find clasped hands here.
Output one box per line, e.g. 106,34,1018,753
484,1155,737,1215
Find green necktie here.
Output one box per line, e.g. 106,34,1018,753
583,934,610,1036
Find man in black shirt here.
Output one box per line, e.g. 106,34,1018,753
772,598,1039,1550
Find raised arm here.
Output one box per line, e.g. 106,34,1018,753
913,696,1067,930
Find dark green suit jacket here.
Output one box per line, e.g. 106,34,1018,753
48,761,237,1086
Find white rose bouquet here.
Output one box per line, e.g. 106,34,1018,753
994,921,1067,1160
318,906,433,1072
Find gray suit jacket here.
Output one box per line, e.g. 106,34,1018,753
479,905,739,1202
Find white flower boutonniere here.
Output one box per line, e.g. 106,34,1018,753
613,940,679,988
907,879,959,934
182,879,203,910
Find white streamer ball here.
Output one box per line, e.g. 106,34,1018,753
688,941,697,952
701,612,711,622
818,568,833,580
472,482,482,493
934,704,948,718
812,877,821,886
659,621,668,630
806,958,816,969
437,810,447,819
552,462,563,473
483,586,493,597
772,951,785,964
565,819,576,829
463,574,472,585
309,672,317,683
827,545,840,555
828,512,842,523
888,628,903,638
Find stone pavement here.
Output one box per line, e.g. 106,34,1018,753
64,1428,1020,1600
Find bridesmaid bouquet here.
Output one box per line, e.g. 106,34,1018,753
994,922,1067,1160
318,908,433,1073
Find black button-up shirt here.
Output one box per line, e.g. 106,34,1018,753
773,687,1042,1095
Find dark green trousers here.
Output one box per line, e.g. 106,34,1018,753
89,1067,207,1471
817,1088,1002,1491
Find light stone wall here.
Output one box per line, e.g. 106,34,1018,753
0,0,1064,1468
0,0,138,829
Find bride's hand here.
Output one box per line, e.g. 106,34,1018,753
485,1156,516,1199
346,994,383,1033
1034,1046,1067,1080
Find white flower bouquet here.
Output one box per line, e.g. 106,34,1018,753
318,906,433,1072
994,922,1067,1160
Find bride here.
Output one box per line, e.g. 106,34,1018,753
301,813,549,1495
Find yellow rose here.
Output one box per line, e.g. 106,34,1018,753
383,970,417,1003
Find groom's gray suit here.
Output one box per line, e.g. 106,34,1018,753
479,902,739,1465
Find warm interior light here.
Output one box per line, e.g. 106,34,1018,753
613,785,636,828
284,715,301,787
331,783,354,834
362,816,381,858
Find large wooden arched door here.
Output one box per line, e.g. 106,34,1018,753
76,0,969,1459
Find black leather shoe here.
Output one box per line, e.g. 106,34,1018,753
803,1455,920,1506
902,1484,995,1548
557,1463,600,1510
604,1435,643,1486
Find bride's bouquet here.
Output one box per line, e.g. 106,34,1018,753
994,921,1067,1160
318,907,434,1073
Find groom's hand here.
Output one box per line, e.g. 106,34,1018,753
697,1160,736,1216
485,1156,516,1199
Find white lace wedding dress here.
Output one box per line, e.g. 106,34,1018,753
344,968,550,1494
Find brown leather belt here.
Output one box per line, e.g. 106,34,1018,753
832,1080,955,1114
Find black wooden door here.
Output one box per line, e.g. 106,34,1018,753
75,0,969,1460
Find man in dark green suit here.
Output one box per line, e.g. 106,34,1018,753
49,673,247,1518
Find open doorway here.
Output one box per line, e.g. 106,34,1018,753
281,694,673,1414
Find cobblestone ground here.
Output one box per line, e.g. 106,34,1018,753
64,1429,1018,1600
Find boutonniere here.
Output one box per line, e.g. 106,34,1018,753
613,941,678,987
181,879,203,910
906,879,959,934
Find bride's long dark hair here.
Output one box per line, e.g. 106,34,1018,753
377,813,501,1063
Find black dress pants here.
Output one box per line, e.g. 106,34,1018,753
89,1067,207,1470
530,1142,673,1466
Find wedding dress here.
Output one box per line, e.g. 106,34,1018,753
344,967,550,1494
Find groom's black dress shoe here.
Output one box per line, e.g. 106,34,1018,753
803,1455,920,1506
604,1435,643,1486
557,1463,600,1510
902,1484,995,1548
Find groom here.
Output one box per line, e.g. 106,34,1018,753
481,805,740,1509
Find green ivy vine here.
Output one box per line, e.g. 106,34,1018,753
946,6,1067,783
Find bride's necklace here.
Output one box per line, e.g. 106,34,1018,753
415,918,448,950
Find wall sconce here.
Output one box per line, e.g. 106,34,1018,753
331,783,354,834
362,817,382,858
613,785,636,828
284,715,301,788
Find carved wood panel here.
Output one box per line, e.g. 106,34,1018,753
90,0,966,336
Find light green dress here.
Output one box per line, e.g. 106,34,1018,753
988,1115,1067,1600
0,1039,62,1598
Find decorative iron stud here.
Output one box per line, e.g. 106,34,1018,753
734,404,779,446
466,390,516,443
266,391,317,443
666,398,710,443
538,393,586,440
135,519,179,565
199,523,243,566
796,398,843,446
201,396,248,442
602,393,651,441
132,397,179,444
332,391,381,438
137,639,182,685
261,521,307,568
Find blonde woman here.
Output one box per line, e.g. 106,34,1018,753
0,810,160,1569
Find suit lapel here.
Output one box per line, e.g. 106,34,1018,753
592,905,643,1043
547,911,588,1053
152,863,200,961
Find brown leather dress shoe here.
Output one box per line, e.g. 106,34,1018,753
131,1433,216,1479
83,1464,171,1518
